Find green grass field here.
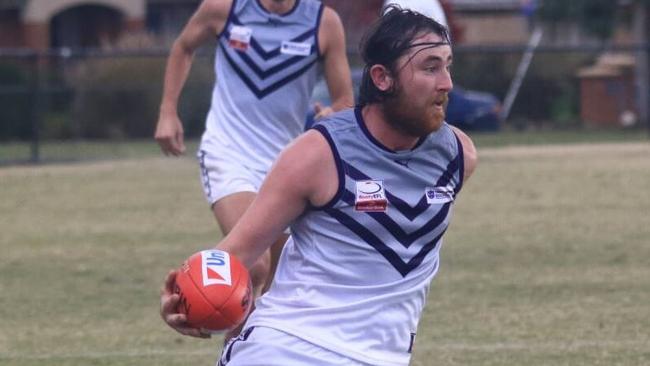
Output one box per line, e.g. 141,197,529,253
1,141,649,365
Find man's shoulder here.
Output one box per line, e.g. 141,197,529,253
319,5,343,29
196,0,234,23
200,0,234,18
311,108,357,133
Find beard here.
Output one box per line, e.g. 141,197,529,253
382,82,447,138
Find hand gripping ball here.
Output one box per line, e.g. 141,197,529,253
174,249,253,332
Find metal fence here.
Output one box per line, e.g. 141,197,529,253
0,44,648,164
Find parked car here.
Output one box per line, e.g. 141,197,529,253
305,68,501,132
446,86,502,132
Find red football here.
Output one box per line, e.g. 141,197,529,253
174,249,253,332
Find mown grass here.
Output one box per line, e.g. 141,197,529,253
1,141,649,365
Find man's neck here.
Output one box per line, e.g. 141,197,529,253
361,104,421,152
259,0,296,14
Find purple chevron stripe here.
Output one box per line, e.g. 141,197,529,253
221,45,317,99
325,208,446,277
226,14,316,61
220,37,315,80
340,190,451,247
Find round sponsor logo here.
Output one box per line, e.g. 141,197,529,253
358,181,382,194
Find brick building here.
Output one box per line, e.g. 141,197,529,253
1,0,535,51
0,0,200,50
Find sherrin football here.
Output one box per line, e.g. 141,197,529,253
174,249,253,332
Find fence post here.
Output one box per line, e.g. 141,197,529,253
29,51,42,163
633,1,649,136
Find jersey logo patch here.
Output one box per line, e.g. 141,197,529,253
355,180,387,212
425,186,455,204
229,25,253,51
280,41,312,56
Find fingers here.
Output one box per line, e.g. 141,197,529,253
154,118,185,156
159,270,210,339
173,131,186,155
160,270,179,314
314,106,334,121
163,270,177,294
167,313,211,338
313,102,323,114
156,135,185,157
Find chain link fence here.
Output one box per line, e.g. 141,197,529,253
1,44,648,164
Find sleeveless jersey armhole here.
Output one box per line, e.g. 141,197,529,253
217,0,239,39
452,131,465,195
314,3,325,59
309,124,344,210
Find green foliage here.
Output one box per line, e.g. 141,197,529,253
0,63,32,141
538,0,620,39
452,50,592,128
67,57,165,139
64,55,212,139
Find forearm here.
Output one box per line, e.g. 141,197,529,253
159,42,195,116
319,7,354,113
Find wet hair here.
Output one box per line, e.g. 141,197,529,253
358,5,451,106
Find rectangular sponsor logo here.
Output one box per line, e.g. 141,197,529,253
425,186,454,204
280,41,312,56
201,250,232,287
355,180,387,212
229,25,252,51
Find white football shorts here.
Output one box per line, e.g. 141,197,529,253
197,148,266,206
217,326,373,366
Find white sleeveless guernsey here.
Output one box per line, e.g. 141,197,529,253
246,108,465,365
201,0,323,172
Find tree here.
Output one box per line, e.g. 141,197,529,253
538,0,618,40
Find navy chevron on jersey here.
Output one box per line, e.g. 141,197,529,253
246,107,465,366
202,0,323,171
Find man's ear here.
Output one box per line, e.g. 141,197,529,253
369,64,393,92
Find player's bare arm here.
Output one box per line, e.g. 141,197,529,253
160,131,337,335
314,7,354,120
217,130,338,268
450,125,478,182
155,0,232,156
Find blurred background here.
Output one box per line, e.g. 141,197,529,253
0,0,648,162
2,2,649,365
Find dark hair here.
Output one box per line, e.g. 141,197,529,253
358,5,450,106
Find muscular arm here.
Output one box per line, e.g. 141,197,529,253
450,125,478,182
217,130,338,268
160,130,337,337
155,0,231,155
314,7,354,119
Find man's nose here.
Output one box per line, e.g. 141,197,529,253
438,70,453,92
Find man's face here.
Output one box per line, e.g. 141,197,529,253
383,32,453,138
